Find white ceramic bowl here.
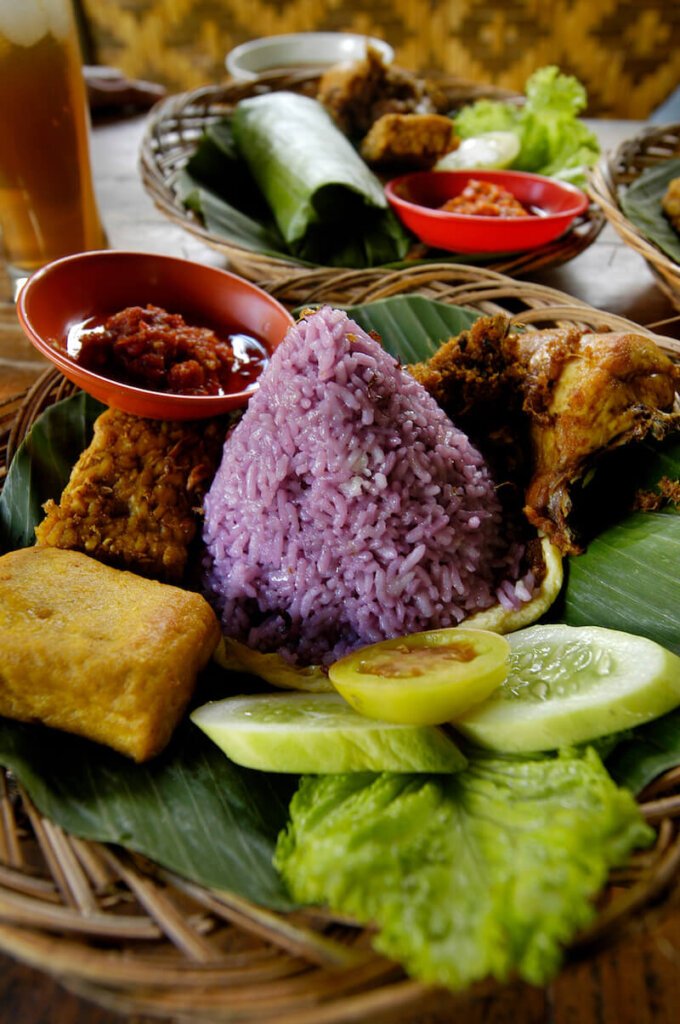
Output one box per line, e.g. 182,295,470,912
225,32,394,81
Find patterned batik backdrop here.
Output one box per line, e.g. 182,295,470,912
77,0,680,117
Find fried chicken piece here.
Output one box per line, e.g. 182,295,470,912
0,546,220,761
360,112,458,168
408,314,529,487
510,328,680,551
633,476,680,511
409,316,680,554
317,45,436,138
661,176,680,233
35,408,227,582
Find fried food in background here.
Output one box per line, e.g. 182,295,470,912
410,316,680,554
0,547,220,761
360,112,457,168
317,45,441,138
35,408,227,582
661,176,680,233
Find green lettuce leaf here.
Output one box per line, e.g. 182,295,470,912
454,66,599,186
275,748,652,990
454,99,520,138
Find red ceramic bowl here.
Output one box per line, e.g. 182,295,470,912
385,169,589,254
17,250,294,419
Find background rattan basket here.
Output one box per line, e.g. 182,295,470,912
1,268,679,1023
139,74,604,305
589,123,680,312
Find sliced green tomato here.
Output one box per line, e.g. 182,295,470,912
435,131,521,171
328,628,510,726
455,624,680,753
191,692,466,774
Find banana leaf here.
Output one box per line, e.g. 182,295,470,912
619,157,680,264
232,93,388,244
558,436,680,654
0,707,295,908
605,708,680,795
0,392,104,554
560,509,680,655
181,94,411,269
344,295,480,361
179,170,288,258
185,120,273,223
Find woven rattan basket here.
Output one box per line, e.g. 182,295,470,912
1,269,680,1023
139,74,604,305
589,123,680,311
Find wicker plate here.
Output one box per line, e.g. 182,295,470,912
589,123,680,311
139,74,604,304
1,269,680,1022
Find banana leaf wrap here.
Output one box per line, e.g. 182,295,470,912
230,92,411,267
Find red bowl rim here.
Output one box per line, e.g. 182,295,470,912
384,168,589,224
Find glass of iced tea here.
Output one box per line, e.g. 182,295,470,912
0,0,106,284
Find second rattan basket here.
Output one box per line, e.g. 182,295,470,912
139,74,604,304
589,123,680,311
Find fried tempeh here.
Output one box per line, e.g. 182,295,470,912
0,546,221,761
35,407,227,582
360,112,457,168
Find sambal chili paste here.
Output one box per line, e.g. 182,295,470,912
67,304,267,396
440,179,530,218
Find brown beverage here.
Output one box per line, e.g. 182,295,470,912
0,1,106,275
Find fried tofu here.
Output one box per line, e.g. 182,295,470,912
360,112,457,168
0,546,221,761
35,408,226,583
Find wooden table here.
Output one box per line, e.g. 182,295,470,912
1,112,680,1024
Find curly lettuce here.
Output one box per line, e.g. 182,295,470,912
275,747,652,990
454,66,600,186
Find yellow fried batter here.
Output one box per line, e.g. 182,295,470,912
661,176,680,233
360,112,457,168
35,408,227,582
0,547,220,761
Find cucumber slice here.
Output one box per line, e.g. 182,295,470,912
455,624,680,752
191,692,466,773
328,628,509,725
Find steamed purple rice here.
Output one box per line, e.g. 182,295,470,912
203,306,533,665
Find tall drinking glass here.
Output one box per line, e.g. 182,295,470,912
0,0,106,285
